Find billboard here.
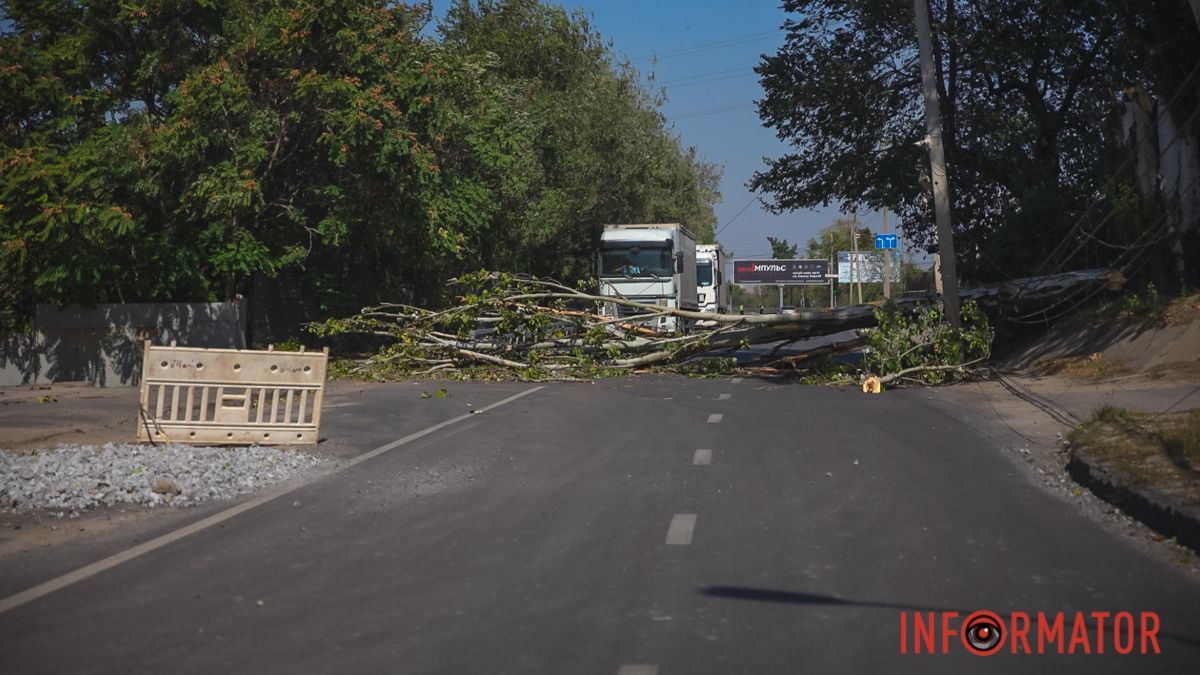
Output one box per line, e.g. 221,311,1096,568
733,259,830,285
837,251,903,283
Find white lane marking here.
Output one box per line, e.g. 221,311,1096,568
0,386,547,616
707,413,723,423
717,393,731,400
693,449,712,466
666,513,697,545
731,378,743,384
322,401,360,409
617,666,658,675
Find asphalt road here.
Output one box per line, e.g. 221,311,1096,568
2,376,1199,674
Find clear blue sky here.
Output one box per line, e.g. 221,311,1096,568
429,0,897,261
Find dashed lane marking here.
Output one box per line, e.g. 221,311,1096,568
731,378,743,384
707,413,723,423
617,666,658,675
666,513,697,545
718,393,731,400
693,449,712,465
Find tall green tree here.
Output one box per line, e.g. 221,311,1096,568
0,0,723,328
767,236,798,259
752,0,1200,285
439,0,721,278
805,218,873,261
0,0,230,321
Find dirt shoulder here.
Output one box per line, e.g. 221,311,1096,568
0,382,136,453
926,377,1200,575
927,294,1200,569
0,378,383,454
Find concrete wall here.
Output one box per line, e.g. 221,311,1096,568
0,301,247,387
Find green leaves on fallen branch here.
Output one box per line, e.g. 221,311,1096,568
862,300,993,385
311,270,742,380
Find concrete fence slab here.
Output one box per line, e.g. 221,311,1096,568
0,301,247,387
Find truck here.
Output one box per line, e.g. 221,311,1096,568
597,223,698,333
695,243,728,316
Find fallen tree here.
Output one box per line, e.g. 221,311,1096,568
311,268,1116,381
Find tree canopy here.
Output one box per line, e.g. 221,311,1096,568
767,236,798,259
804,218,873,262
0,0,721,327
752,0,1200,285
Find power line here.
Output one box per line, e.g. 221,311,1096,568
996,57,1200,314
662,72,756,89
1011,88,1200,312
964,72,1200,289
666,103,756,121
1007,209,1171,324
1022,58,1200,282
630,30,780,63
1147,384,1200,419
715,195,758,237
657,66,754,86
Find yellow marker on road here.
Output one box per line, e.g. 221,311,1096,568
862,376,882,394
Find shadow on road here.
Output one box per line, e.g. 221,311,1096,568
698,585,951,613
698,585,1200,648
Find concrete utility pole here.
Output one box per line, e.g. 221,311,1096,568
829,260,836,308
882,205,892,299
879,139,893,301
914,0,961,326
850,210,863,305
848,211,855,305
829,255,836,308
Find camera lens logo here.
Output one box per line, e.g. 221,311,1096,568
961,611,1005,656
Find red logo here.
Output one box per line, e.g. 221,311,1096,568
899,610,1161,655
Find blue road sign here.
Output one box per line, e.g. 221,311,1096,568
875,234,898,250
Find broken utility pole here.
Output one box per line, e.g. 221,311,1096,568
913,0,962,327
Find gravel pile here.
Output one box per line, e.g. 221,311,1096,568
1,443,327,514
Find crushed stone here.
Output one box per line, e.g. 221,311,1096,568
1,443,326,514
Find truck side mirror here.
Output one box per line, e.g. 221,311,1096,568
675,252,684,273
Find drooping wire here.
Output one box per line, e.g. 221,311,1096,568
629,30,780,64
715,195,758,237
1019,59,1200,283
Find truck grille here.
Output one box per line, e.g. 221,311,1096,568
613,300,661,319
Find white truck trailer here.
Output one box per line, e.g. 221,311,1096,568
598,223,698,333
695,243,728,315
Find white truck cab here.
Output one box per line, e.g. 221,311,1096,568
695,243,727,316
598,223,698,333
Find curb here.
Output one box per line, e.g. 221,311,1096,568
1066,452,1200,555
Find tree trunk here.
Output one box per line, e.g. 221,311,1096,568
1122,84,1200,287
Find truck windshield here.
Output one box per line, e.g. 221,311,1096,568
697,261,713,286
600,245,673,278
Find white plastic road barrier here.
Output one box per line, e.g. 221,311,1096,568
137,341,329,445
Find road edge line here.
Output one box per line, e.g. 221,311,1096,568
0,385,546,615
